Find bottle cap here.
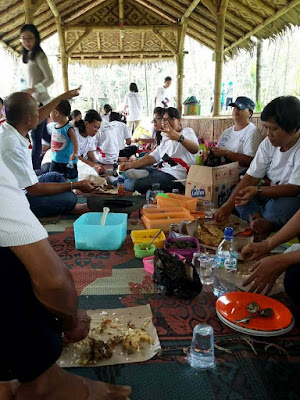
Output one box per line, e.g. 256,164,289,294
224,227,234,239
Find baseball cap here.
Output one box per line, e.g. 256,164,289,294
229,96,255,111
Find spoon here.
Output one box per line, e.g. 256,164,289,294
236,307,274,324
145,229,162,251
100,207,110,226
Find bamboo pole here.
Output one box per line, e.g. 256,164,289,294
224,0,300,54
66,28,92,56
152,29,177,54
177,19,188,114
64,0,107,24
255,39,262,105
202,0,217,17
119,0,124,52
183,0,201,18
229,0,263,24
70,56,175,62
46,0,69,91
64,24,180,32
69,51,175,57
213,0,229,116
23,0,34,24
133,0,177,23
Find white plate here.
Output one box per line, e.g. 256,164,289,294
216,310,294,337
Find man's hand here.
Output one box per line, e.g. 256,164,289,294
119,162,132,171
214,203,232,223
235,186,258,207
70,154,76,161
76,180,96,192
242,255,287,295
212,146,228,157
62,86,81,101
241,241,271,262
63,309,91,343
94,164,104,174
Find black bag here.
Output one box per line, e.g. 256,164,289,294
153,248,202,299
203,148,222,167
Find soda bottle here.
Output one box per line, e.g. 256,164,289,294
117,175,125,196
213,227,238,297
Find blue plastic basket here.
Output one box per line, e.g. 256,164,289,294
74,212,128,250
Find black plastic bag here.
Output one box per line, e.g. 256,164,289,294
203,148,222,167
153,249,202,298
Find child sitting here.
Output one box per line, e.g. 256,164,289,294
49,100,79,181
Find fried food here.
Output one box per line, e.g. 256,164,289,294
123,329,153,355
195,222,223,247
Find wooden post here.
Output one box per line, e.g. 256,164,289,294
255,39,262,105
23,0,34,23
47,0,69,91
213,0,229,116
177,19,188,114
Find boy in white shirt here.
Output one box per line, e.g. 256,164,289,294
215,96,300,238
154,76,175,108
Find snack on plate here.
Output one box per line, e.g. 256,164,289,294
196,223,223,247
123,328,153,354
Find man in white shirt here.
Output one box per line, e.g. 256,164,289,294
0,91,95,218
119,107,199,193
215,96,300,238
154,76,175,108
0,157,131,400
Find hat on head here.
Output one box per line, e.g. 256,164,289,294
229,96,255,111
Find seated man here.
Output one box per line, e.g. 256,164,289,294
241,207,300,305
0,91,95,218
212,96,262,173
0,157,131,400
119,107,199,193
215,96,300,238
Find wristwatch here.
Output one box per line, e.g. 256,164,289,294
178,134,185,143
257,186,262,195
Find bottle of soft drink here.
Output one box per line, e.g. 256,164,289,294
117,175,125,196
213,227,238,297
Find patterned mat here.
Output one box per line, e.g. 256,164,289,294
48,229,300,400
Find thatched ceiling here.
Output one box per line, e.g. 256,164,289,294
1,0,300,63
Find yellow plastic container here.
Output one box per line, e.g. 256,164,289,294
156,193,197,211
131,229,166,249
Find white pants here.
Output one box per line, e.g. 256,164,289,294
127,120,141,135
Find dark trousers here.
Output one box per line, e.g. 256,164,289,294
31,119,49,170
119,145,138,159
0,247,62,383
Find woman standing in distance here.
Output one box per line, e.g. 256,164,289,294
20,24,54,170
124,82,143,134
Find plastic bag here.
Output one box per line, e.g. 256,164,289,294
203,148,223,167
153,249,202,298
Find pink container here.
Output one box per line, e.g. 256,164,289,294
164,237,200,261
143,253,185,275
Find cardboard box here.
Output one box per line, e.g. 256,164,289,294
185,162,239,207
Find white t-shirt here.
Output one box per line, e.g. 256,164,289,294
217,122,262,157
124,92,143,121
247,136,300,186
155,86,174,108
0,157,48,247
100,114,110,125
94,125,120,165
150,127,198,182
0,122,38,189
75,127,96,159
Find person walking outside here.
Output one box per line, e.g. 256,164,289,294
124,82,143,134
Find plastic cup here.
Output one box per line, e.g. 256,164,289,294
199,255,215,285
188,324,215,370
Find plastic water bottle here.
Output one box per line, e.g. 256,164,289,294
117,175,125,196
213,227,238,297
112,161,119,177
188,324,215,370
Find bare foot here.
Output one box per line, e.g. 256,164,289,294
250,217,274,241
71,203,90,215
15,364,131,400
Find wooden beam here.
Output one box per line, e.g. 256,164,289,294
66,28,92,56
177,19,188,114
187,31,213,50
133,0,177,23
152,28,177,54
229,0,263,24
64,0,107,23
187,26,215,48
70,56,175,61
141,31,145,51
46,0,69,91
224,0,300,54
201,0,217,17
1,1,23,19
213,0,229,116
183,0,202,19
119,0,124,51
64,24,180,32
23,0,34,24
70,51,175,57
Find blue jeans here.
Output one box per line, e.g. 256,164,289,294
26,172,77,218
31,119,48,170
236,196,300,228
116,167,185,193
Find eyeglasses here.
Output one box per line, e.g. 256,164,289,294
151,118,162,123
161,117,175,123
19,36,35,43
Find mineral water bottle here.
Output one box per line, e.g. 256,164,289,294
213,227,238,297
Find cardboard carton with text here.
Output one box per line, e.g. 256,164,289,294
185,162,239,208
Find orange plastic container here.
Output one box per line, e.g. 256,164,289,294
142,207,188,216
141,211,194,232
156,193,197,211
130,229,166,248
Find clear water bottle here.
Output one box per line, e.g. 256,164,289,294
112,160,119,177
188,324,215,370
213,227,238,297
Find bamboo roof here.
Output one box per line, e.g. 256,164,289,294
1,0,300,63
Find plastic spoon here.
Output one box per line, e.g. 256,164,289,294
236,308,274,324
100,207,110,226
145,229,162,251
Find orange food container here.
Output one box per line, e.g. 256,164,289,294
156,193,197,211
141,210,194,232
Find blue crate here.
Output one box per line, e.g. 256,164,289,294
74,212,127,250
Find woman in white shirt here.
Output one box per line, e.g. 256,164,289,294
215,96,300,238
20,24,54,170
124,83,143,134
119,107,199,193
212,96,262,172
